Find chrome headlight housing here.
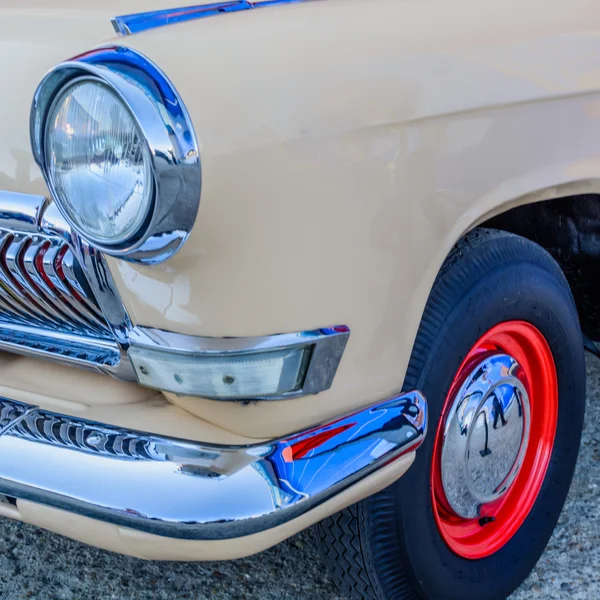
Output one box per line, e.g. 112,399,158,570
30,47,201,264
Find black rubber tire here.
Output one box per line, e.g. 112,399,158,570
316,228,586,600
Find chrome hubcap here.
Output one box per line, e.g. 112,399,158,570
440,354,530,519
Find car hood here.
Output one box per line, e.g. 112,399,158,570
0,0,227,40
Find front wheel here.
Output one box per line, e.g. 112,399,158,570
317,228,586,600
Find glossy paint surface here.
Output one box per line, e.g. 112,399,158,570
2,0,600,436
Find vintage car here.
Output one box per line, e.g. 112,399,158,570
0,0,598,598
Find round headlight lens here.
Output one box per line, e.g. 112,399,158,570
45,79,153,246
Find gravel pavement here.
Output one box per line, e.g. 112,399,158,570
1,357,600,600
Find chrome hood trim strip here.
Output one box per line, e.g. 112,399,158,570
112,0,306,35
0,390,426,540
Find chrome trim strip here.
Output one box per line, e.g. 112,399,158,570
128,325,347,354
31,47,201,264
0,323,121,369
112,0,305,35
0,390,426,539
128,325,350,399
0,191,47,233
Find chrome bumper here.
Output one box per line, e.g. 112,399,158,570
0,390,426,540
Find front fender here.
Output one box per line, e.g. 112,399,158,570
4,0,600,437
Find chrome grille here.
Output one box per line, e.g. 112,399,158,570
11,406,167,462
0,231,111,338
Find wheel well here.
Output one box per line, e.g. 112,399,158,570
481,194,600,339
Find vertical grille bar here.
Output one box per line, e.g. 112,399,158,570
5,236,66,327
0,230,112,339
0,234,48,326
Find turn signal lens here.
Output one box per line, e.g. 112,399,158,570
129,346,309,399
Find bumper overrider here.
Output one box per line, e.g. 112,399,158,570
0,392,426,540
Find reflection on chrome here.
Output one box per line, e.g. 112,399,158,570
0,200,110,338
0,391,426,539
0,192,131,377
31,47,201,264
440,354,530,519
112,1,307,35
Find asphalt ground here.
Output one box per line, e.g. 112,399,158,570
1,356,599,600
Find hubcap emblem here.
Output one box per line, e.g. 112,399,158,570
440,354,530,519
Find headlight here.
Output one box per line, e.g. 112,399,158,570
46,79,153,245
30,47,201,264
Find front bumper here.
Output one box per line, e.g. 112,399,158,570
0,390,426,540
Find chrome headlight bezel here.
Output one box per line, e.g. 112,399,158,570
30,47,201,264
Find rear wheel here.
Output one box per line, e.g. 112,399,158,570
316,228,586,600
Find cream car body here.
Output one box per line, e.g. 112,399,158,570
0,0,599,562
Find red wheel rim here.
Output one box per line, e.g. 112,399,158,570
430,321,558,560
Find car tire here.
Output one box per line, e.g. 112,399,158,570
316,228,586,600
